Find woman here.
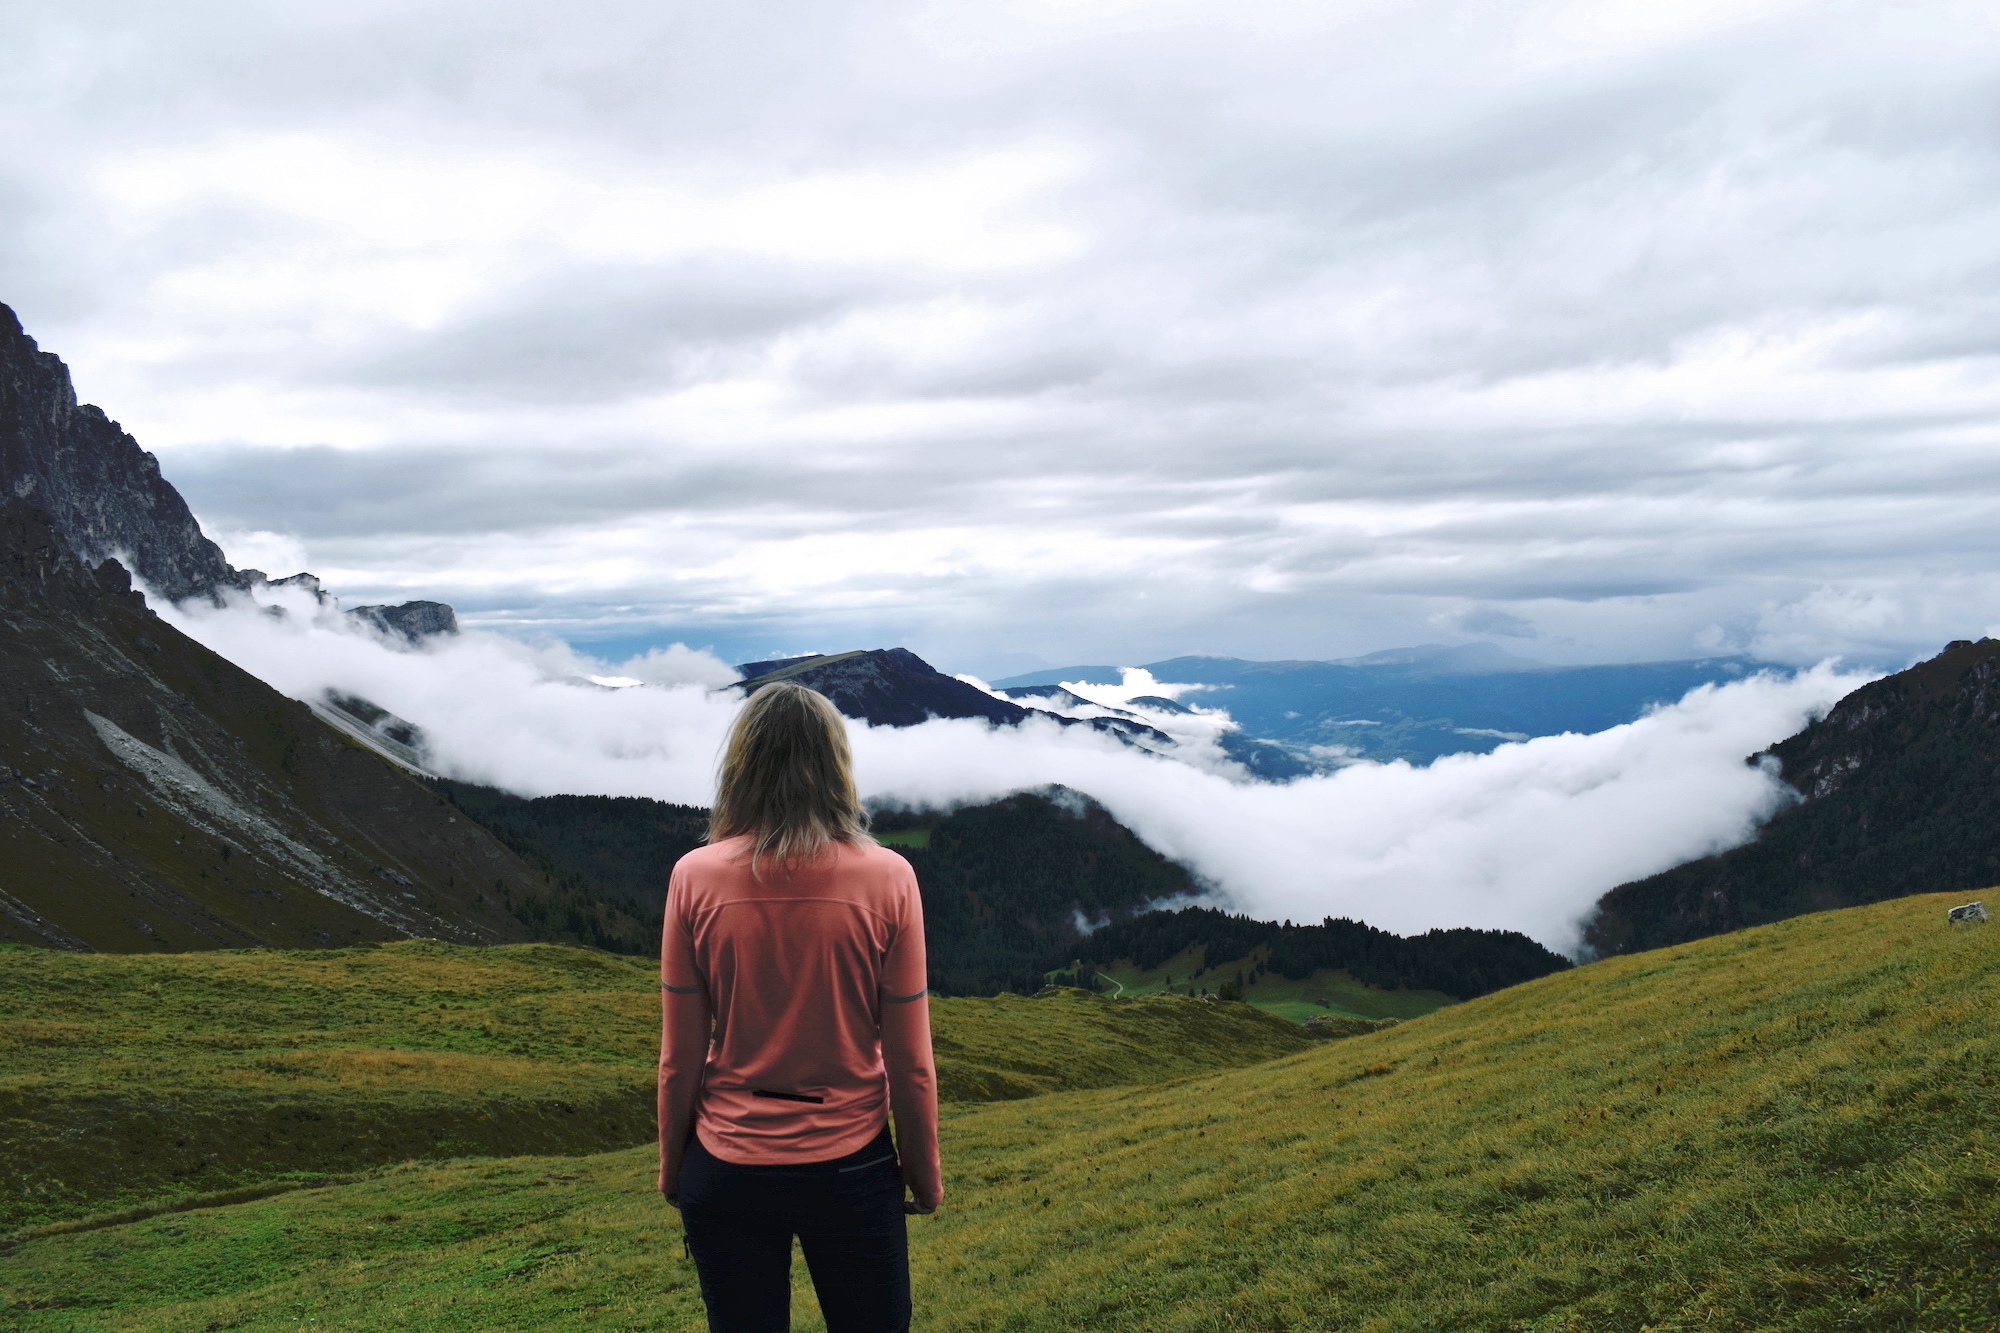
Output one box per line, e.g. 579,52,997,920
659,681,943,1333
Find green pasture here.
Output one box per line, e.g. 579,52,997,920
0,943,1306,1232
3,892,1997,1330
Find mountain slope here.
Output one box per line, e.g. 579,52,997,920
6,893,1994,1330
875,791,1201,995
0,500,638,953
1587,637,2000,955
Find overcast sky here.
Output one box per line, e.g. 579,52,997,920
7,0,2000,675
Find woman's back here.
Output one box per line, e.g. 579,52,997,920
665,836,929,1164
659,681,940,1332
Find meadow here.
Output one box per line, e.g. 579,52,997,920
4,891,1998,1330
0,942,1309,1233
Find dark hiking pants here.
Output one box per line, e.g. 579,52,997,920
677,1126,911,1333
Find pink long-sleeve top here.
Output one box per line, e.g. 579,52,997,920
657,835,943,1209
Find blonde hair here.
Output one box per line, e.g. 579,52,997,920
710,682,872,872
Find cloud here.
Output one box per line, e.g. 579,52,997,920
10,1,2000,670
152,586,1871,953
1450,607,1539,639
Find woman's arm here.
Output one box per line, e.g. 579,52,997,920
881,868,942,1210
658,877,710,1200
882,988,943,1211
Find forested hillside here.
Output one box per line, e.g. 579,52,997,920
1588,636,2000,955
438,784,1197,994
1062,904,1570,1000
874,792,1198,994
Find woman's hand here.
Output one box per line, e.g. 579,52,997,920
904,1196,937,1216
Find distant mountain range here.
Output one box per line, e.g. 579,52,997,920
735,648,1175,748
997,647,1759,766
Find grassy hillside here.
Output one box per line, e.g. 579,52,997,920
0,943,1309,1233
4,892,1994,1330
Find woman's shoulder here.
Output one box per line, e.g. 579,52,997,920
841,838,920,889
673,836,751,877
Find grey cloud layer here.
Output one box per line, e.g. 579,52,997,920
8,0,2000,671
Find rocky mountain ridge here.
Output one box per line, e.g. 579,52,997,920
0,304,245,602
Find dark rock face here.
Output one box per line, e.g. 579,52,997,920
0,304,244,602
350,600,459,642
0,497,606,953
1585,638,2000,957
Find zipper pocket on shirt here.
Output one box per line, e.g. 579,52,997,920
752,1089,826,1104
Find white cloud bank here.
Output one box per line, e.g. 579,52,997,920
155,588,1870,953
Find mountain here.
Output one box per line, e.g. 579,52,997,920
1,303,458,649
1585,637,2000,956
738,648,1029,727
433,779,1564,1008
996,680,1313,780
0,498,645,953
996,650,1759,765
736,648,1172,747
0,304,246,602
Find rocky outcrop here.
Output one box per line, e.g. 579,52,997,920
349,600,459,642
0,304,245,602
1585,638,2000,956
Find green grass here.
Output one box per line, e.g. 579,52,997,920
1073,944,1453,1022
870,827,931,849
0,944,1308,1232
4,892,1997,1330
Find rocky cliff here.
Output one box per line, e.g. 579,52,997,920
0,304,246,602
